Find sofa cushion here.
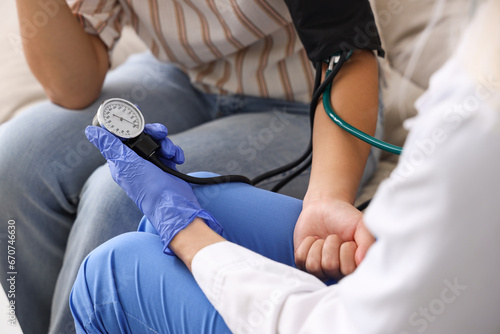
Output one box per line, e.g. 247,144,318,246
0,0,45,123
372,0,472,89
355,0,473,205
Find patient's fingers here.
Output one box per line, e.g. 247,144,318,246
304,239,328,280
321,235,343,279
295,236,317,272
339,241,357,276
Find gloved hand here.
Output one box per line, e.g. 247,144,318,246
85,123,223,255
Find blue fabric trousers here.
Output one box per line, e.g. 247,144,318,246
70,174,306,333
0,52,381,333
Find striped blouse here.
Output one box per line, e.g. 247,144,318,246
68,0,315,103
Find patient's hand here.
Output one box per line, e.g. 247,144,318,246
293,197,375,281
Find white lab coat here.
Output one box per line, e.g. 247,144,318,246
191,44,500,334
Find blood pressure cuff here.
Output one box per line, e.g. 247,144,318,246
283,0,385,62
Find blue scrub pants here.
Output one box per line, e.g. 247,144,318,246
70,174,307,333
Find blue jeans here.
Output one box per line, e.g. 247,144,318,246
0,52,382,333
70,174,306,333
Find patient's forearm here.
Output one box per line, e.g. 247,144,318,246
306,50,379,204
16,0,109,109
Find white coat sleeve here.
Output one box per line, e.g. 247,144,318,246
192,55,500,334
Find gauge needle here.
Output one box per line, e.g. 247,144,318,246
112,113,135,125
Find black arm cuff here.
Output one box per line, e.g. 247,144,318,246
283,0,385,62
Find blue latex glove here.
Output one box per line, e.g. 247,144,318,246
85,123,223,255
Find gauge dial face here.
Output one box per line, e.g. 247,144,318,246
96,98,145,139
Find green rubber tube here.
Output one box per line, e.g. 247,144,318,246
322,78,403,155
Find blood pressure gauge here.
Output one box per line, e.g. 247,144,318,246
92,98,145,139
91,98,253,186
93,97,160,161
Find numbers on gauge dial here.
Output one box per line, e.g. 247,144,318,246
102,101,142,138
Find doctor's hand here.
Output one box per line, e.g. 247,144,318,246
86,124,223,255
293,197,375,281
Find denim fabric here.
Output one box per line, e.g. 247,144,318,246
0,52,382,333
